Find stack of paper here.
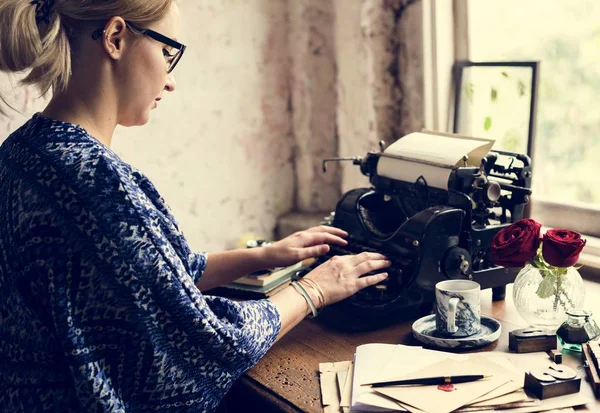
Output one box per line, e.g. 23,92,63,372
318,344,589,413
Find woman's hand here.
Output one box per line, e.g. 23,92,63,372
262,226,348,268
268,251,390,340
303,252,390,306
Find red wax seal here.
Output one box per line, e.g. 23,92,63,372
437,384,456,392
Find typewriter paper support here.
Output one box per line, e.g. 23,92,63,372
315,131,532,331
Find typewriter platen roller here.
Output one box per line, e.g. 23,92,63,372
311,134,532,331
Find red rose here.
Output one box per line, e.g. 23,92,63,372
542,229,586,268
490,219,542,268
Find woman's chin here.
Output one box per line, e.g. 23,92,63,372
120,111,152,127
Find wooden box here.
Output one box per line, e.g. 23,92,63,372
509,328,557,353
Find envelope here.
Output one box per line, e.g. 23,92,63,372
372,358,512,413
351,344,413,412
375,351,526,409
352,344,468,412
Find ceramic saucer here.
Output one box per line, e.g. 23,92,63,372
412,314,501,349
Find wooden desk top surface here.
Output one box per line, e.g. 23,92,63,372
237,281,600,412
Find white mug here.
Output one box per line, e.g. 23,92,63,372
435,280,481,337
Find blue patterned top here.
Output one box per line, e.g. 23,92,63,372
0,114,281,412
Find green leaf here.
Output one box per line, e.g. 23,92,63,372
491,88,498,102
518,80,526,97
536,271,558,299
464,83,475,103
484,116,492,131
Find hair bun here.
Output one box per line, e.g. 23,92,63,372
31,0,55,25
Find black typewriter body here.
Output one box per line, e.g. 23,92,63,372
312,148,532,331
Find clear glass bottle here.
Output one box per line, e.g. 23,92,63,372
556,309,600,352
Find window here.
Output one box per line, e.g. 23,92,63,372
424,0,600,274
466,0,600,238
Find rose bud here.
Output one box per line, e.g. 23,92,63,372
542,229,586,268
490,219,542,268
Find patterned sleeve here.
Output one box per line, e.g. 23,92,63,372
129,167,209,284
17,138,282,411
189,251,208,283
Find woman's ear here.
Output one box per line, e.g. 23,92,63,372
102,17,128,60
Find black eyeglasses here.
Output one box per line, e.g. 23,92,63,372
92,21,186,74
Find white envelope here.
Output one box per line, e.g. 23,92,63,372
351,344,468,412
372,358,512,413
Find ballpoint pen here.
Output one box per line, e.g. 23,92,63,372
367,374,493,388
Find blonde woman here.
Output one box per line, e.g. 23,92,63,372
0,0,390,411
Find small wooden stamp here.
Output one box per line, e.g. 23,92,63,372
509,328,557,353
524,363,580,399
548,349,562,364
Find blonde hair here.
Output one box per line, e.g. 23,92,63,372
0,0,173,111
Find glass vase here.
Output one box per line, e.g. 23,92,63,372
512,264,585,330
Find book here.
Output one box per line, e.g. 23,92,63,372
208,258,316,300
234,261,303,287
208,278,291,300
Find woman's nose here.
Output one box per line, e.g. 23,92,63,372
165,74,176,92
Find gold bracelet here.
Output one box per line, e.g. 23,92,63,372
300,278,326,309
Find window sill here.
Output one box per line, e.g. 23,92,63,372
538,224,600,280
578,235,600,280
533,199,600,239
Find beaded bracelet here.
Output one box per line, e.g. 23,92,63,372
291,281,318,318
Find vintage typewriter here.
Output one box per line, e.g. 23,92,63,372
310,132,532,330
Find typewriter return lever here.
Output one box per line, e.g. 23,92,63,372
322,141,387,173
322,157,362,173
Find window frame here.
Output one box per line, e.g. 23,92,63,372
423,0,600,277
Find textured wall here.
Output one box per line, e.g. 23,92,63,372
397,0,425,136
0,0,294,252
332,0,373,193
334,0,424,193
289,0,340,212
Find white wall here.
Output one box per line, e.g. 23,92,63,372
0,0,295,252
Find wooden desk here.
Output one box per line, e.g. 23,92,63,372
222,282,600,412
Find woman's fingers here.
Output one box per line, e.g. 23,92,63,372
347,251,388,266
297,244,330,260
356,272,389,289
302,232,347,247
305,254,390,305
354,259,392,275
306,225,348,238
